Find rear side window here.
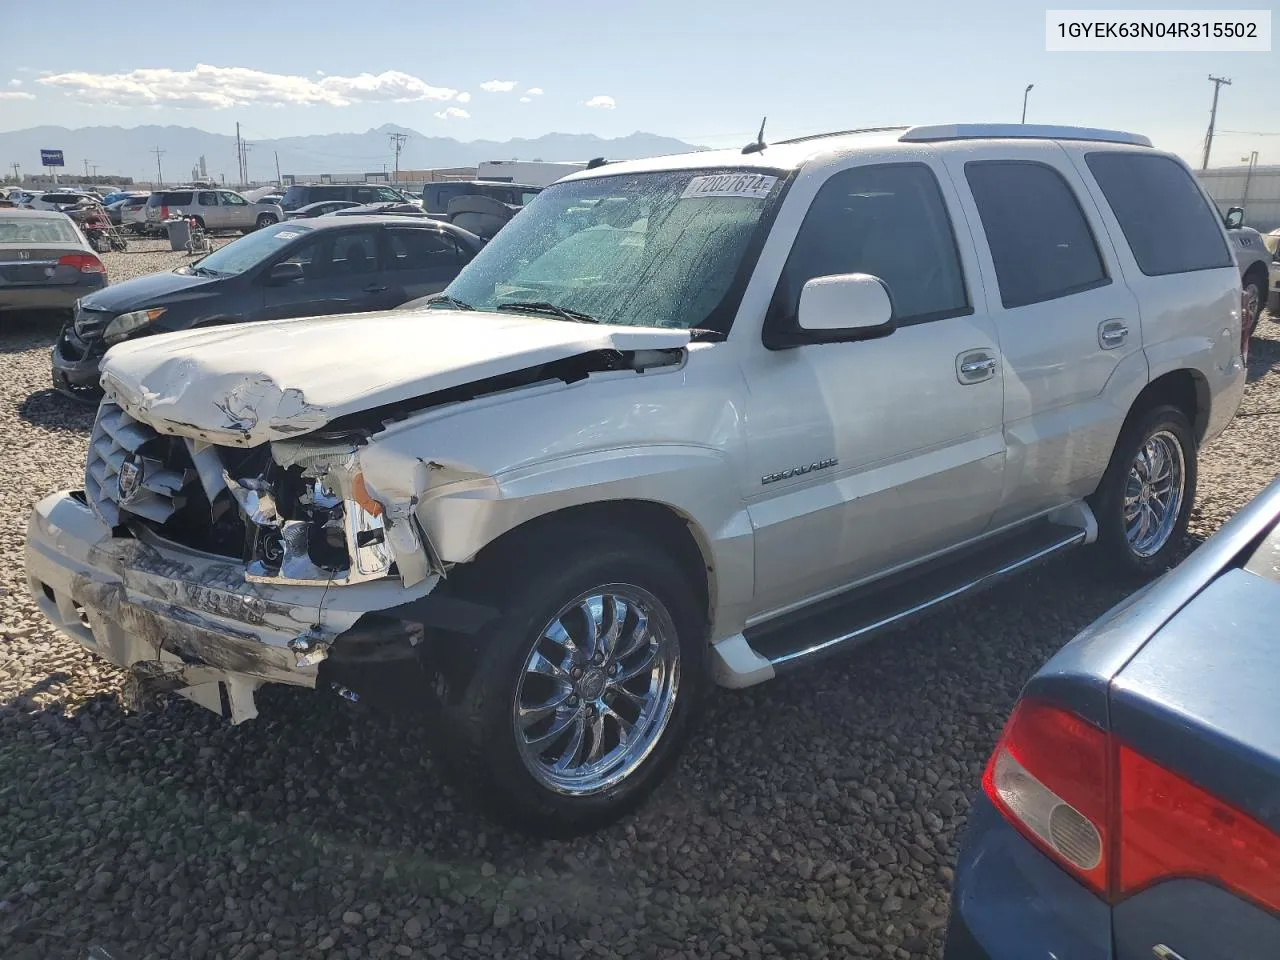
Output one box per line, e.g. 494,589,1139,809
1085,152,1232,276
150,191,193,206
965,161,1108,309
776,163,970,324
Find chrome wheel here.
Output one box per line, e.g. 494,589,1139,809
513,584,680,796
1124,430,1186,558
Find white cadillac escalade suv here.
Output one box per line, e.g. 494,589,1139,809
26,124,1246,834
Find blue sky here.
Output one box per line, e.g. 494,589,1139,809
0,0,1274,166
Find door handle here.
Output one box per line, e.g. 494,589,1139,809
957,352,998,383
363,283,388,293
1098,320,1128,349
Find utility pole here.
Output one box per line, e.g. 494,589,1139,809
235,122,243,186
241,142,253,185
388,132,409,185
8,161,19,183
1021,84,1034,124
274,150,282,188
1201,75,1232,171
83,158,90,178
90,163,98,179
151,146,166,186
1241,150,1259,208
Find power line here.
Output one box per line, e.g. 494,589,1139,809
388,132,409,184
1201,74,1232,171
151,146,166,186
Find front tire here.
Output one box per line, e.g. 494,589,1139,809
431,528,706,836
1089,404,1196,578
1242,279,1264,363
254,213,278,230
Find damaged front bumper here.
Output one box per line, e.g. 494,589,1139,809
26,490,447,722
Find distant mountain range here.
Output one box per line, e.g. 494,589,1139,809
0,123,705,183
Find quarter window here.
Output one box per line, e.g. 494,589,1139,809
775,163,970,325
1084,152,1232,276
965,161,1108,309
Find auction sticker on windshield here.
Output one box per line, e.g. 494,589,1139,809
273,231,301,240
680,174,778,200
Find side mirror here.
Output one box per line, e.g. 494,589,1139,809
269,261,304,284
1224,206,1245,230
796,273,895,341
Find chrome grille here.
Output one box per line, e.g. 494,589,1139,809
86,400,190,526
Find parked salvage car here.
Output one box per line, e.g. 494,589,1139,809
945,474,1280,959
287,200,362,219
26,124,1245,835
1223,205,1272,358
118,195,151,233
0,209,106,317
26,189,99,212
144,189,282,235
328,201,431,218
422,180,541,214
280,183,413,212
50,216,483,399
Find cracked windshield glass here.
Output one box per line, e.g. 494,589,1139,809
2,1,1275,957
445,170,781,329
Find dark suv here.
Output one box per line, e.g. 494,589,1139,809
281,183,415,212
422,181,542,214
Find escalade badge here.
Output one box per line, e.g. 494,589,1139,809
762,457,838,485
117,456,144,504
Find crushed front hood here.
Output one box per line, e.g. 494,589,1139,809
100,309,690,446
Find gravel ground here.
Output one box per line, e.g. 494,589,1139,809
2,252,1279,959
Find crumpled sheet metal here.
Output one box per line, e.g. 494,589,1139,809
223,472,281,526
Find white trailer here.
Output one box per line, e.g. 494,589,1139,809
477,160,587,187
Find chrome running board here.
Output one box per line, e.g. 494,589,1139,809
744,517,1088,672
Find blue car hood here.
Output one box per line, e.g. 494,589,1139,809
81,269,222,312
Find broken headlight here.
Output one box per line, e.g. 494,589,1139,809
226,470,394,586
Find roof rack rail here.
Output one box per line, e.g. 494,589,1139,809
774,126,909,145
899,124,1152,147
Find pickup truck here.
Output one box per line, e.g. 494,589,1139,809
25,123,1245,834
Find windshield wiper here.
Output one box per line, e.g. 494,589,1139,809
189,265,222,278
423,294,474,311
496,301,599,324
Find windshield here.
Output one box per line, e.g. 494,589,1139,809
192,223,314,276
0,216,80,243
445,168,784,332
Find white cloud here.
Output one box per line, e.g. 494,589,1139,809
15,66,34,74
9,79,23,87
434,107,470,120
584,95,616,109
0,91,35,101
479,80,517,93
37,64,464,109
525,87,543,96
315,70,326,76
455,91,472,103
519,97,532,103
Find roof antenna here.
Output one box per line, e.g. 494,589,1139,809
741,117,768,155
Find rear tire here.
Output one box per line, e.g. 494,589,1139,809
1088,404,1196,579
429,526,707,836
